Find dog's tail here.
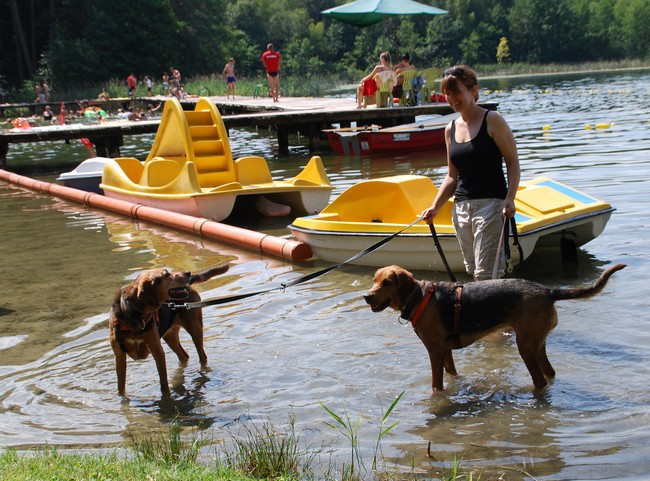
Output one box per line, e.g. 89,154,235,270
189,263,229,284
549,264,625,301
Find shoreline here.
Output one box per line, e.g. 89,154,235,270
478,65,650,81
329,64,650,94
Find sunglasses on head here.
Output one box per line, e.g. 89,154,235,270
443,67,466,77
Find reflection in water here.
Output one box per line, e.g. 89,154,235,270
1,71,650,479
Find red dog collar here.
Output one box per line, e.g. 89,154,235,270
411,285,436,328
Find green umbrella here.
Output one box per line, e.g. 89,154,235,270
321,0,447,27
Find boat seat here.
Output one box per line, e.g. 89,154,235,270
206,182,243,192
291,178,318,186
234,156,273,185
516,186,575,213
113,157,144,183
141,159,183,187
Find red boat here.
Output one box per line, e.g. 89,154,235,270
325,113,459,156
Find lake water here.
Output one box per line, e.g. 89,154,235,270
1,70,649,480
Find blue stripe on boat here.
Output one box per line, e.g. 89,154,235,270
538,179,596,204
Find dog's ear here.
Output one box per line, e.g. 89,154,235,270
136,274,163,306
395,268,415,307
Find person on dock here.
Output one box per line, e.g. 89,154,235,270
421,65,520,281
42,105,54,123
162,73,170,96
223,57,236,99
127,73,137,99
356,51,392,109
34,83,45,103
98,87,110,101
393,53,416,99
43,81,51,102
261,43,281,102
145,76,152,96
170,67,181,89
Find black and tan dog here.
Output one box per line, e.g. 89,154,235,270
109,264,228,398
364,264,625,392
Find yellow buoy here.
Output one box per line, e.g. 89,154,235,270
585,124,592,130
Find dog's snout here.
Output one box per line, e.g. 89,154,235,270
363,294,372,304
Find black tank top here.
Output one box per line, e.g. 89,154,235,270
450,111,507,202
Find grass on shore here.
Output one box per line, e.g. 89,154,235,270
6,59,649,105
0,407,482,481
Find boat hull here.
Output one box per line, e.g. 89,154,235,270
57,157,111,194
103,188,332,222
288,175,614,271
98,98,333,221
326,113,457,155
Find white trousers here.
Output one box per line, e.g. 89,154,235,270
453,198,505,280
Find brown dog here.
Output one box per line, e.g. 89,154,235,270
364,264,625,392
109,264,228,398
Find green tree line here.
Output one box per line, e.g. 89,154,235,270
2,0,649,92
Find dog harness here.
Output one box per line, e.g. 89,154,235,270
408,283,464,349
448,285,464,349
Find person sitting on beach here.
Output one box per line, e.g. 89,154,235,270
356,52,392,109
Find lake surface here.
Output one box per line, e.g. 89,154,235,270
1,70,649,480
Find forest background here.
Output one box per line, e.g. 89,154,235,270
2,0,649,99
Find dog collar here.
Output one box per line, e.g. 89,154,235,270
410,285,436,328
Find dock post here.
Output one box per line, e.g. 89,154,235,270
277,129,289,154
0,141,7,168
91,136,123,158
308,124,322,152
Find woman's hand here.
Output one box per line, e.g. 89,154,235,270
503,198,516,218
421,206,438,224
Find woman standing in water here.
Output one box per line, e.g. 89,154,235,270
421,65,520,281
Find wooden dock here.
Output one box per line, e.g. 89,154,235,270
0,96,498,166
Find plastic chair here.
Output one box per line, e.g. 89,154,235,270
374,70,397,108
419,67,443,104
253,81,270,98
396,69,418,106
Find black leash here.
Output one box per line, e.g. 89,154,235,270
503,217,523,273
167,217,425,310
428,223,457,283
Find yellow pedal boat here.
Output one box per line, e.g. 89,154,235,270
288,175,614,271
100,97,333,221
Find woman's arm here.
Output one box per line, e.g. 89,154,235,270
421,124,458,223
488,112,520,218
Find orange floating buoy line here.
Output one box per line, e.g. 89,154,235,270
0,169,313,262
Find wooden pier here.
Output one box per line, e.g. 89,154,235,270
0,96,498,167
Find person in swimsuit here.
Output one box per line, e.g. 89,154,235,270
261,43,281,102
223,57,236,99
421,65,520,280
356,51,393,109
